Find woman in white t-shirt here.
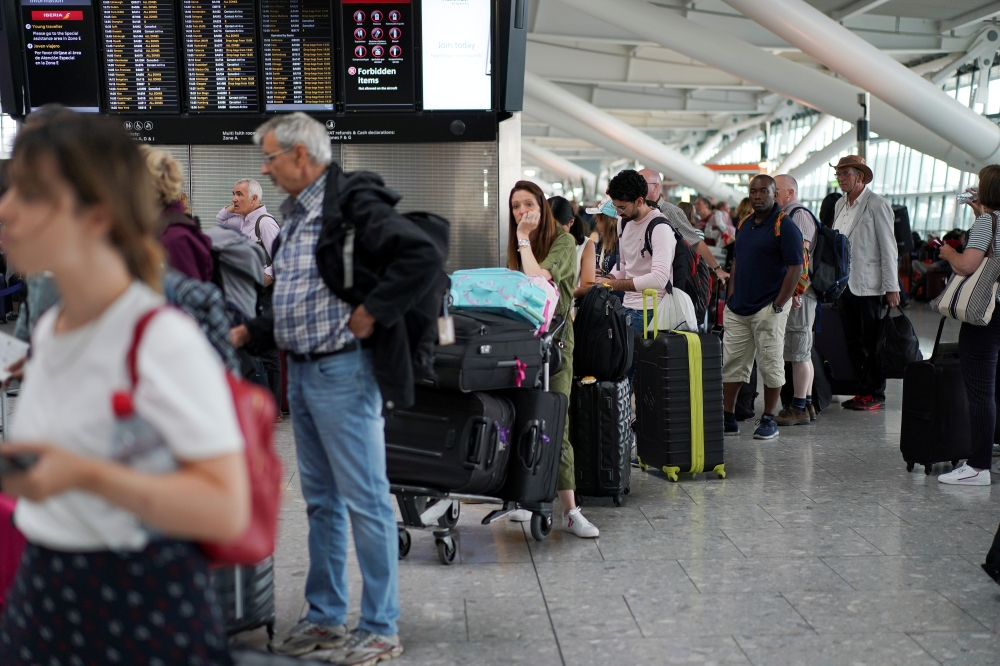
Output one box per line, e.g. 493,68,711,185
0,113,247,666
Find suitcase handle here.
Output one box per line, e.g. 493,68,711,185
519,419,545,473
465,418,489,468
642,289,658,339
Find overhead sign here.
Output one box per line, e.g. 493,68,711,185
342,0,414,109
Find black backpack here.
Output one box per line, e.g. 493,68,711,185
642,218,711,324
401,211,451,383
572,286,634,382
788,205,851,303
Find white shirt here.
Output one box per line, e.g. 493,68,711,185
833,187,871,238
12,282,244,551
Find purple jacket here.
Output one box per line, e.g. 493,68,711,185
160,204,214,283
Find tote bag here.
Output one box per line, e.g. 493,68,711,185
931,212,1000,326
647,288,699,334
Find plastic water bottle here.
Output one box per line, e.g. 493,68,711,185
110,392,176,474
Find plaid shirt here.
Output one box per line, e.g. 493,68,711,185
163,269,240,373
273,172,355,354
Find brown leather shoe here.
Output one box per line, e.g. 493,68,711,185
806,404,817,422
776,405,809,426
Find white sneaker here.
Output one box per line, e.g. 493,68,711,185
508,509,532,522
938,463,992,486
562,507,599,538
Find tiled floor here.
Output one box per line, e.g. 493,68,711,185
237,305,1000,665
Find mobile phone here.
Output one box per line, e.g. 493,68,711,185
0,453,37,475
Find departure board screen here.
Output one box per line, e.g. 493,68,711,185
182,0,259,112
20,0,102,112
261,0,334,111
100,0,180,113
342,0,415,109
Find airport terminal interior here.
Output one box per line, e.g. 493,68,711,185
4,0,1000,665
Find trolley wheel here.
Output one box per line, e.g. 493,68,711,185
924,465,933,476
638,462,649,471
398,528,411,559
716,468,727,479
624,486,631,495
613,493,623,507
951,459,960,468
530,512,552,541
438,501,460,528
906,461,915,472
435,537,457,566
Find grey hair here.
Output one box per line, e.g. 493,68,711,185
775,173,798,195
254,112,332,167
236,178,263,204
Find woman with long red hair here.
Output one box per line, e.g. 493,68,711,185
505,181,599,538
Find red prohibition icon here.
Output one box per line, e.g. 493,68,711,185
388,10,401,21
389,45,402,58
389,27,401,40
371,27,384,40
372,46,384,58
353,11,365,22
354,45,367,58
354,28,366,40
372,11,383,22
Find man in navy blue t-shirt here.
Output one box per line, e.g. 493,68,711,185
722,175,804,440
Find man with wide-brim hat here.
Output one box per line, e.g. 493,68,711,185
831,154,899,412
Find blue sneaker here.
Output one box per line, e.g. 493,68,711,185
724,420,740,437
753,416,779,440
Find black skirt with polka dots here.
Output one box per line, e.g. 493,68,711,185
0,540,232,666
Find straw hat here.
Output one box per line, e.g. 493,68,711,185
830,155,873,184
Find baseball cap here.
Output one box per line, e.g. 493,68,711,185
585,198,619,218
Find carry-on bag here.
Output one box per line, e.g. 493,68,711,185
813,302,860,397
496,389,567,505
875,307,923,378
0,492,26,608
212,557,276,638
634,290,725,481
569,377,632,505
931,211,1000,326
900,317,972,474
428,311,546,392
572,286,633,382
450,268,559,332
384,387,513,495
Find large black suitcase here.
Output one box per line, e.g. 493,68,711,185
212,558,276,638
570,378,632,505
900,317,971,474
814,302,860,397
385,387,513,494
572,287,634,382
634,326,725,481
497,389,567,505
427,312,545,392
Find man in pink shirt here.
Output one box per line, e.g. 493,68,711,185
600,169,677,343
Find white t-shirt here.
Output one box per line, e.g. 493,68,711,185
12,282,244,551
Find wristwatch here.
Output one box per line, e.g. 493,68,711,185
772,302,783,314
517,239,531,249
713,265,724,274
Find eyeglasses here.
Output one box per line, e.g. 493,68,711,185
262,147,291,164
614,203,632,213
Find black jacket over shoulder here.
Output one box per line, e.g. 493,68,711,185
246,163,441,409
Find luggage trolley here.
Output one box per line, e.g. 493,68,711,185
391,318,566,565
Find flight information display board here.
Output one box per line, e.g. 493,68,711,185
100,0,180,112
20,0,102,112
181,0,259,112
342,0,414,109
261,0,334,111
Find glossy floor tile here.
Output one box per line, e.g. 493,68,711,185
233,305,1000,665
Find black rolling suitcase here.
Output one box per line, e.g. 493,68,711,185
384,387,513,494
634,290,725,481
569,377,632,505
427,312,545,392
212,558,276,638
814,302,860,397
497,389,567,505
900,317,972,475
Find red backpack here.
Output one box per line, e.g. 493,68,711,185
122,308,282,566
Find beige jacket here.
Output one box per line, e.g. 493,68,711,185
833,187,898,297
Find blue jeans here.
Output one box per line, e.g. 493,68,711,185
625,308,654,381
287,349,399,636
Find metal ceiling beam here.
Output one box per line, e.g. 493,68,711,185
707,129,762,165
929,27,1000,85
521,141,598,190
523,74,742,200
560,0,984,172
726,0,1000,163
776,114,837,173
939,2,1000,34
831,0,892,22
788,131,857,182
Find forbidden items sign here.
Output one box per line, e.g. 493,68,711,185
342,0,414,109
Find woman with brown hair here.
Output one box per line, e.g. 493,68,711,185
0,112,247,665
505,181,599,538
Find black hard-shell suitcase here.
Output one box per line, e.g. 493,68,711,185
634,296,725,480
497,389,567,505
428,312,545,392
900,317,971,474
570,378,632,505
813,302,860,397
385,387,513,494
212,558,276,638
